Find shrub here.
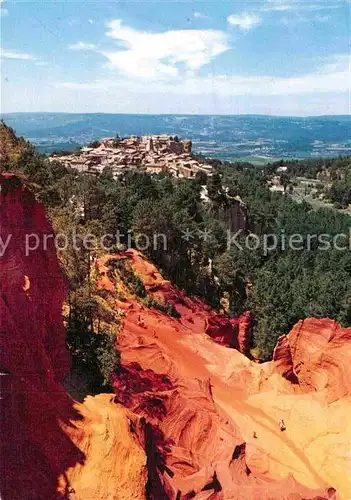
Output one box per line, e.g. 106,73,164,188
143,295,180,318
107,258,146,297
96,333,120,389
66,315,120,393
167,304,180,318
112,135,121,148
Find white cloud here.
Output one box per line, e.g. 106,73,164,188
57,53,350,97
262,0,343,11
0,0,8,15
102,19,229,79
58,81,107,90
280,12,332,25
55,19,348,115
1,48,36,60
263,0,298,11
320,53,350,73
315,14,331,21
227,13,261,30
68,42,97,50
193,12,209,19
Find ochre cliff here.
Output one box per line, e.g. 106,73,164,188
277,318,351,401
0,174,148,500
1,174,349,500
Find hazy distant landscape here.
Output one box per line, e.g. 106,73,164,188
2,113,350,160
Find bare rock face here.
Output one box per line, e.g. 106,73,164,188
287,318,351,400
204,311,251,354
0,175,148,500
272,317,351,399
272,334,298,383
238,311,252,355
217,197,248,234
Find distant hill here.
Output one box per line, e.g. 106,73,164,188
1,113,350,159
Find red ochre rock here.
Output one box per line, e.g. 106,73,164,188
272,334,298,383
287,318,351,400
97,250,349,500
0,175,147,500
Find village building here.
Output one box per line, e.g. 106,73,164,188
50,135,213,179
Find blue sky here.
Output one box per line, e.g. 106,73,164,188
1,0,350,115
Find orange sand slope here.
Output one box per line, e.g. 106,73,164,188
96,250,351,500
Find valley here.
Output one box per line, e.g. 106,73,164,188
2,113,350,159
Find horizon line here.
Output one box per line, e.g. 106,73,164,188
1,111,350,119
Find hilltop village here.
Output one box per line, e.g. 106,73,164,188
50,134,214,179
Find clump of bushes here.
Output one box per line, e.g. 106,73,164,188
66,312,120,393
112,135,121,148
143,295,180,318
107,258,146,298
96,332,120,389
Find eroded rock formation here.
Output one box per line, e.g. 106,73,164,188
96,251,350,499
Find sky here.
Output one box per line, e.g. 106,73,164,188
1,0,350,115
